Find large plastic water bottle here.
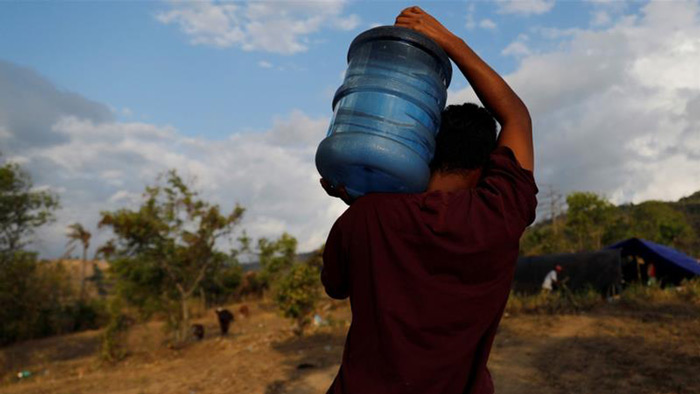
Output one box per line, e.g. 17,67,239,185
315,26,452,198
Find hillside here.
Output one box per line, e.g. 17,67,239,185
524,190,700,258
674,190,700,245
1,297,698,394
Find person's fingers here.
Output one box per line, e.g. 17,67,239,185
397,6,422,19
395,16,413,25
402,6,423,14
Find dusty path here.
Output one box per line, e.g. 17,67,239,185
262,314,602,394
489,314,596,394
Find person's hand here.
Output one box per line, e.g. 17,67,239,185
320,178,355,206
394,6,459,52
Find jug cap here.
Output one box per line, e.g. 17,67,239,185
348,25,452,88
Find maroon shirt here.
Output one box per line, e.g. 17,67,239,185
321,146,538,394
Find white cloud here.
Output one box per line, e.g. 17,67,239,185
501,34,531,57
258,60,274,68
156,0,360,54
1,60,348,258
5,155,30,165
497,0,556,16
466,2,476,30
25,109,345,258
451,0,700,205
591,10,612,26
0,126,11,139
586,0,630,27
480,18,497,30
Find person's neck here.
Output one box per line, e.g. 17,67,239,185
426,169,482,192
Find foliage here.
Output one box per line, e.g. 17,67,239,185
306,244,324,271
0,159,96,345
273,261,321,336
520,225,570,255
0,160,59,252
0,254,106,345
565,192,616,251
238,271,265,298
676,191,700,256
627,201,695,250
521,190,698,258
99,170,245,342
65,222,92,300
258,232,322,336
258,232,297,288
676,277,700,303
617,280,700,307
199,258,244,306
87,262,109,297
100,297,131,363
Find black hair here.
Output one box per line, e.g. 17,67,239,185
429,103,497,172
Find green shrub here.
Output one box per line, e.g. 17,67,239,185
677,277,700,303
100,298,131,363
273,262,321,336
620,282,674,306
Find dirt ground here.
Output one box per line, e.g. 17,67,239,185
1,299,699,394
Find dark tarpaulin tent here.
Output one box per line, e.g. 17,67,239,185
606,238,700,285
514,250,622,295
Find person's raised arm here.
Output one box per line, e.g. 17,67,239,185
395,6,534,172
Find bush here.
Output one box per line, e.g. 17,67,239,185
677,277,700,303
619,282,674,307
273,262,321,336
0,254,107,345
100,298,131,362
620,278,700,306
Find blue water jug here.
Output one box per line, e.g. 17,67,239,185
315,25,452,198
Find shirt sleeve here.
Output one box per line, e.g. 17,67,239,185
476,146,539,236
321,216,350,300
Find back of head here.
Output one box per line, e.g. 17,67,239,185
430,103,497,173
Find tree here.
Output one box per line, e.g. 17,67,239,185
198,255,244,306
520,225,571,255
99,170,244,341
0,158,61,344
0,160,58,252
260,234,323,336
565,192,615,251
66,223,91,301
273,261,321,336
258,232,297,289
632,202,694,244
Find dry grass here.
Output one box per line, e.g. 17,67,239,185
1,285,699,394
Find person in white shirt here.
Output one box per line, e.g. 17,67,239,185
542,265,563,292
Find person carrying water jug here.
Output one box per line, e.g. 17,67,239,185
320,6,537,394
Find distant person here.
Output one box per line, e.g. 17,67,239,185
647,263,657,286
542,265,563,292
320,6,537,394
215,307,234,336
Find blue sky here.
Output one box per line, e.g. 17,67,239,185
1,1,639,137
1,0,699,259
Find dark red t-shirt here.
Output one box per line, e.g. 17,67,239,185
321,146,538,394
